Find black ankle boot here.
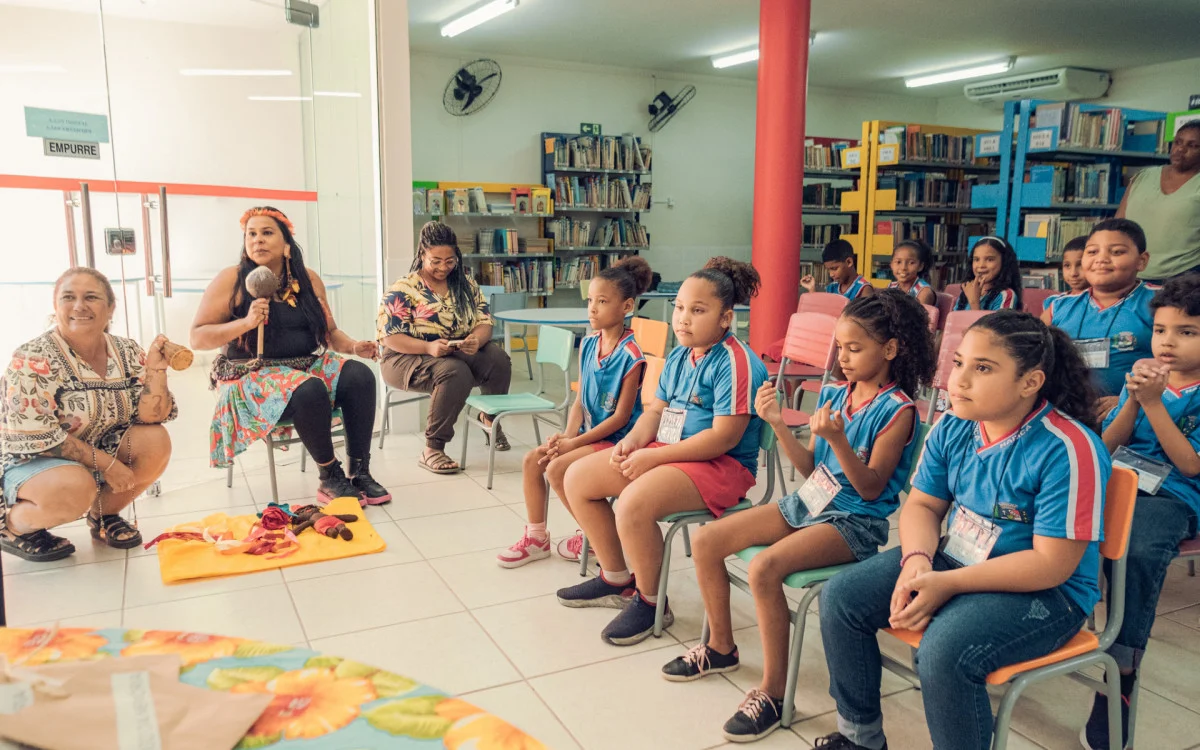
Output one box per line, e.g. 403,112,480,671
348,455,392,506
317,459,364,507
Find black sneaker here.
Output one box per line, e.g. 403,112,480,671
662,642,740,682
600,592,673,646
556,573,637,609
317,459,365,507
348,456,392,505
723,688,784,743
813,733,888,749
1081,689,1130,750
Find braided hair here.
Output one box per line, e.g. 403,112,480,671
969,311,1098,431
690,256,761,310
842,289,936,399
595,256,654,300
412,221,474,314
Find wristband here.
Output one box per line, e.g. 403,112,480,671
900,550,933,569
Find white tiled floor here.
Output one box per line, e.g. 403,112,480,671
5,367,1200,749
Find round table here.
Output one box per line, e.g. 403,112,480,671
493,308,597,357
0,626,543,749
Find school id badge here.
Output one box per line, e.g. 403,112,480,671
1112,445,1171,495
1075,338,1110,369
656,407,687,444
941,506,1001,567
798,464,841,516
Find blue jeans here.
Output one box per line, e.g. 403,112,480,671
1106,492,1198,670
819,546,1086,750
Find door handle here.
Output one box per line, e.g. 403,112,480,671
158,186,172,298
63,190,79,268
141,193,155,297
79,182,95,268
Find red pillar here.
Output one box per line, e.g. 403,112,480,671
749,0,810,354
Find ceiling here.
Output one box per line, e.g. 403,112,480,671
6,0,1200,98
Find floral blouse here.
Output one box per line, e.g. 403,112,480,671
376,272,493,343
0,331,177,481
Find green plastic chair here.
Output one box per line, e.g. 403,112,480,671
225,408,345,503
460,324,575,489
708,420,931,728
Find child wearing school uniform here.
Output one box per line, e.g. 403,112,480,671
661,291,936,744
1042,235,1091,312
556,257,770,646
815,311,1110,750
497,257,652,568
802,239,873,300
886,239,936,305
953,236,1023,312
1043,219,1157,419
1083,274,1200,749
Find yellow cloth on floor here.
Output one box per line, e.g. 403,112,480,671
153,497,386,583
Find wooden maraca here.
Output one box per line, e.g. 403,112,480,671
161,340,194,371
245,266,280,358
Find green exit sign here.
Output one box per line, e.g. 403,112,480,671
580,122,602,136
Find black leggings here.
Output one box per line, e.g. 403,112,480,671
279,359,376,465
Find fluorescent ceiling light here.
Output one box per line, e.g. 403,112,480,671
0,64,65,73
181,69,293,77
441,0,519,38
314,91,362,98
248,96,312,102
712,48,759,69
905,58,1014,88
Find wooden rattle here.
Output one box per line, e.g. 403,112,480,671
161,340,194,371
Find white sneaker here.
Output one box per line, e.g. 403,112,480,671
496,532,551,568
556,531,596,562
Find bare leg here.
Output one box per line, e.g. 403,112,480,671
563,448,632,572
545,446,596,521
691,504,794,653
520,449,549,524
96,425,172,515
748,523,855,698
8,465,97,534
613,465,708,597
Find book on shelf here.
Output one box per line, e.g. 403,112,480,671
547,216,649,248
1026,163,1113,204
445,189,469,215
488,203,515,215
1022,267,1062,290
878,172,978,208
799,262,831,290
802,224,843,246
555,174,648,210
426,189,444,216
547,132,652,173
1033,103,1167,154
545,216,592,247
511,187,531,214
479,259,556,295
1021,214,1103,261
802,183,850,208
412,187,426,215
880,126,981,164
531,187,552,215
467,187,488,213
458,235,476,254
875,218,994,258
491,228,520,255
804,138,854,170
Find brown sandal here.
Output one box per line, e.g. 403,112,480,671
87,512,143,550
478,414,510,451
418,450,461,475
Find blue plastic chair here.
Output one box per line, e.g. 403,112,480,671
225,408,345,503
460,325,575,489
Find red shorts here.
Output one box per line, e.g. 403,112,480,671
640,442,757,518
590,440,615,452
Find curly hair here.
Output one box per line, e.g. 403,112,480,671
842,289,936,399
595,256,653,300
893,238,933,281
1150,273,1200,317
960,237,1024,311
690,256,761,310
969,310,1098,431
411,221,473,314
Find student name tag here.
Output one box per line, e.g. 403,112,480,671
942,506,1001,567
798,464,841,516
1075,338,1110,369
656,407,687,444
1112,445,1171,495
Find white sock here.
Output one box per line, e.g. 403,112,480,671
641,591,658,605
600,568,632,586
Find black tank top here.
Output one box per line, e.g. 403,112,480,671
225,299,320,360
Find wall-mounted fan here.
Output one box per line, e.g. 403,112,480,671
647,85,696,132
443,58,502,116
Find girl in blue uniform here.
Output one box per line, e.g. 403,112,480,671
498,257,652,568
557,257,769,646
953,236,1023,312
886,239,936,305
816,311,1110,750
661,290,936,744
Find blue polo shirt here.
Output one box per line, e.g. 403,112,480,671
655,332,769,474
826,275,872,300
1048,282,1157,397
1102,381,1200,516
579,329,645,442
887,278,932,299
912,401,1110,612
953,287,1020,312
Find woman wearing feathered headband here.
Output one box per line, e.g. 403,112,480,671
190,206,390,505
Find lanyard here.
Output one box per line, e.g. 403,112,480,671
1075,287,1138,342
950,419,1024,506
665,341,721,408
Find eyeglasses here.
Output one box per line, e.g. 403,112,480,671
425,257,458,269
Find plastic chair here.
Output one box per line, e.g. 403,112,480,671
1023,288,1056,317
378,387,431,448
461,325,575,489
923,303,940,333
917,310,992,424
798,291,851,318
775,312,839,430
1181,535,1200,577
630,317,670,358
934,292,956,332
879,467,1138,750
225,409,345,503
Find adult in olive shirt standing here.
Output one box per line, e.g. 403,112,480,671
1118,121,1200,281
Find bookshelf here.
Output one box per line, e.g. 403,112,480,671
839,121,1001,289
800,137,860,285
540,132,652,291
971,100,1169,274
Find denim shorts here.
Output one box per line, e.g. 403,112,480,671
1,457,81,506
777,491,890,561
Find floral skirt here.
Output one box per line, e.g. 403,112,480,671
209,352,345,468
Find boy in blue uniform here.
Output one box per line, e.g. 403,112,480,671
1044,219,1156,413
1085,274,1200,749
802,239,873,300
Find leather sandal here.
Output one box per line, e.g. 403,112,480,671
418,450,461,475
87,512,143,550
0,510,75,562
478,414,510,451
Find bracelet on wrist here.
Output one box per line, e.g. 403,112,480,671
900,550,934,569
103,454,118,472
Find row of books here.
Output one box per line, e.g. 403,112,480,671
875,218,995,256
1033,103,1167,154
1027,163,1113,204
477,260,556,295
553,175,651,210
802,183,850,209
803,224,844,246
1022,214,1103,261
548,134,652,172
880,173,979,209
544,216,650,248
556,256,602,286
1021,267,1063,290
880,126,982,164
414,186,553,216
477,228,519,255
804,140,854,170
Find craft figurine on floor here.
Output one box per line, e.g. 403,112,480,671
291,504,359,541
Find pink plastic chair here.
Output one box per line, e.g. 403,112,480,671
763,293,850,366
1180,536,1200,577
935,292,956,332
916,310,992,424
775,312,838,430
1023,288,1056,317
923,304,940,333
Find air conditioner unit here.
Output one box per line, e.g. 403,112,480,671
963,67,1111,103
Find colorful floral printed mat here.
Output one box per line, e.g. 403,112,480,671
0,627,546,750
